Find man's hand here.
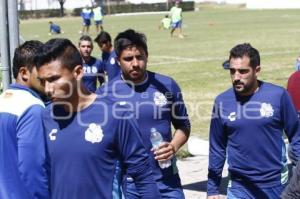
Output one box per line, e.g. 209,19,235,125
152,142,176,162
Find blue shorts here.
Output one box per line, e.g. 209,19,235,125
95,20,103,25
83,19,91,26
227,181,286,199
172,20,182,29
124,173,184,198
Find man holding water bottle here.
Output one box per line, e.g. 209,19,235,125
97,29,190,198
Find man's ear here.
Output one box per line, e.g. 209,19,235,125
19,67,30,82
74,65,83,80
255,65,261,76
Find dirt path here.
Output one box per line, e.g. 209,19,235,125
177,156,228,199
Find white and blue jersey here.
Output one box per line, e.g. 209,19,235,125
102,50,121,81
82,56,105,93
0,84,49,199
42,96,160,199
97,71,190,197
207,81,300,196
81,8,92,26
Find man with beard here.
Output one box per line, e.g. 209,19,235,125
97,29,190,198
207,43,300,199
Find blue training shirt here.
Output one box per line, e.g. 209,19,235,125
207,81,300,196
97,71,190,183
42,95,160,199
81,8,92,20
0,84,49,199
50,24,60,33
102,50,121,81
82,56,105,93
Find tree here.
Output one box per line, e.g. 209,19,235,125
57,0,66,17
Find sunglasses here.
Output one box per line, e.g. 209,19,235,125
122,55,145,62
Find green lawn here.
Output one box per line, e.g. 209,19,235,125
19,5,300,139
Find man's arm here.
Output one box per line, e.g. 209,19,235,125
17,104,49,199
154,127,189,161
153,79,190,161
96,59,105,86
207,100,227,197
117,112,160,198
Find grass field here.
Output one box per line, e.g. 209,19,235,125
19,4,300,139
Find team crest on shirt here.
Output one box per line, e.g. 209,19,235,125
228,112,237,121
85,123,103,143
153,92,167,107
260,103,274,118
110,58,115,65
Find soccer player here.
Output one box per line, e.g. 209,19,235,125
35,38,160,199
94,31,121,82
92,2,104,33
0,40,49,199
78,35,105,92
49,21,63,35
80,5,93,35
170,1,184,38
97,29,190,198
159,15,171,30
207,43,300,199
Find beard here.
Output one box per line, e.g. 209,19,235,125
233,80,255,96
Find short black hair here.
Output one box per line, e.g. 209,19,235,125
229,43,260,69
13,40,43,79
114,29,148,57
35,38,82,71
94,31,112,44
79,35,93,47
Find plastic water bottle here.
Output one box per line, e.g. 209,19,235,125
150,128,171,169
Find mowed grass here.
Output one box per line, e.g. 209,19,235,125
19,5,300,139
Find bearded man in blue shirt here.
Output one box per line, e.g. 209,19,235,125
207,43,300,199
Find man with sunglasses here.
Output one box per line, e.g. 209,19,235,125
207,43,300,199
97,29,190,198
